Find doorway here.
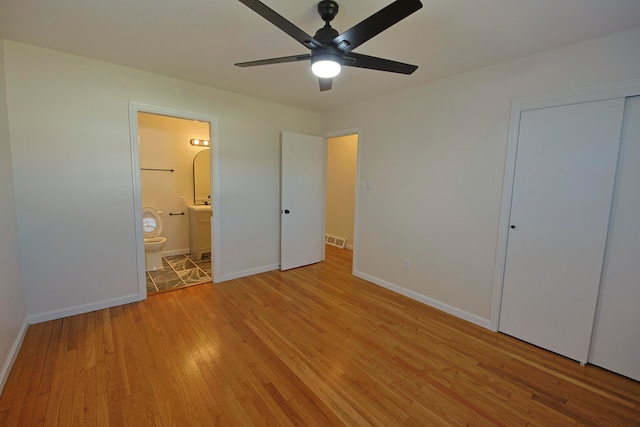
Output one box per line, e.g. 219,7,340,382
129,103,219,299
138,112,211,294
325,131,359,272
279,130,359,272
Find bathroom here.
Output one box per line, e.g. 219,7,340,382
138,112,213,294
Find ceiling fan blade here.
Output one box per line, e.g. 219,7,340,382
237,0,324,49
319,78,333,91
344,53,418,74
331,0,422,53
235,54,311,67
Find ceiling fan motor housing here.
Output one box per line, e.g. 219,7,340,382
318,0,339,22
311,45,343,62
314,25,339,43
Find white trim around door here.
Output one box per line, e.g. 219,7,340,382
128,102,220,300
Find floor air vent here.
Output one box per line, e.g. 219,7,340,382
325,234,346,248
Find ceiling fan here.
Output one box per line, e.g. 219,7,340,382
235,0,423,91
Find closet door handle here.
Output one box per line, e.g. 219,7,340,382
510,225,516,229
282,209,290,214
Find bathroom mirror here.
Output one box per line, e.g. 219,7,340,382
193,149,211,205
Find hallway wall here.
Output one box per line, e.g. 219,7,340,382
326,135,357,249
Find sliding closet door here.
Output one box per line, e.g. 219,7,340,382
499,98,625,363
588,96,640,381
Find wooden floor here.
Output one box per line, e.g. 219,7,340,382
1,247,639,426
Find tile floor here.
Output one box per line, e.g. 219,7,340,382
146,253,212,295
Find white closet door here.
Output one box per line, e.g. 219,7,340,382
588,96,640,380
499,98,625,363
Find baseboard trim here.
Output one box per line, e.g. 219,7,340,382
354,270,491,330
161,248,190,257
0,319,29,395
216,264,280,283
28,294,141,325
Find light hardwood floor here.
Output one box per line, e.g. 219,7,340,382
1,246,639,426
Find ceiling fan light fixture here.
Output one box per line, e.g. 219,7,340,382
235,0,423,91
311,54,341,78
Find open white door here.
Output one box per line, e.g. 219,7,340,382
281,131,325,271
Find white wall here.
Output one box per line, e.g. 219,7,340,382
138,112,209,255
0,41,27,393
326,135,357,248
320,28,640,325
3,40,319,320
4,26,640,332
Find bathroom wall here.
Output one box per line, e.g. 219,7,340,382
326,134,358,249
138,112,209,255
0,40,27,393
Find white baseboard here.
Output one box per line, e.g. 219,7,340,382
161,248,190,257
28,294,140,325
354,270,491,330
216,264,280,283
0,319,29,395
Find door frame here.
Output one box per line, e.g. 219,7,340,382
128,102,220,300
490,78,640,331
323,128,362,275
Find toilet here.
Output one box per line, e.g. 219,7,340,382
142,207,167,271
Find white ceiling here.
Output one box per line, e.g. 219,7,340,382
1,0,639,112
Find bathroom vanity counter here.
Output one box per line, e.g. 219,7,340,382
188,205,212,260
188,204,212,211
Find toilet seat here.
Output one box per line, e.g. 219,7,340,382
142,207,163,238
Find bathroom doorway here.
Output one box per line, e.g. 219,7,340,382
129,103,219,298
